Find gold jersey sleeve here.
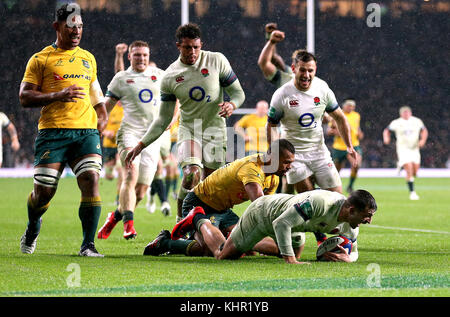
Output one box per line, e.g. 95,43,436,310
194,154,279,211
102,102,124,148
332,111,361,151
22,44,100,130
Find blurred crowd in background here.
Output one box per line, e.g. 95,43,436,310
1,0,448,168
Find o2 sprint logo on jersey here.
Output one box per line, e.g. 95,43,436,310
201,68,209,77
314,97,320,106
139,88,153,103
289,99,299,107
176,76,184,83
189,86,211,102
298,113,315,127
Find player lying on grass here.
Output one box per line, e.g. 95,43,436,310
171,189,377,264
142,139,295,256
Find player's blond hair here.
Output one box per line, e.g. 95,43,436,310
399,106,412,116
129,40,150,52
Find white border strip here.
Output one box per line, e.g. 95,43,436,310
366,224,450,235
339,168,450,178
0,167,105,178
1,168,449,178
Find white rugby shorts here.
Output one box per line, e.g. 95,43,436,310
117,128,160,185
286,145,342,189
397,147,421,167
177,122,227,170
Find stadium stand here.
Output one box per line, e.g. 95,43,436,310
1,0,448,168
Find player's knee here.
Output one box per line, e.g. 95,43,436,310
181,164,202,190
32,186,56,206
77,169,100,186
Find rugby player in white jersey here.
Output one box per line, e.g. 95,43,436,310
125,23,245,222
266,50,358,246
174,189,376,264
383,106,428,200
97,40,166,240
267,49,358,195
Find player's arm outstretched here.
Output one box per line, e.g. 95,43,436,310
271,206,309,265
125,99,176,168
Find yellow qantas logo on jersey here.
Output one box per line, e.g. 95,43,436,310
62,74,92,80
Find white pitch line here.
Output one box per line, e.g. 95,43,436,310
366,224,450,235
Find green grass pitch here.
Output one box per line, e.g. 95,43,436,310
0,176,449,297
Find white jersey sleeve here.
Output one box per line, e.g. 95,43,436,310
267,86,286,124
271,190,345,257
272,205,306,257
323,85,339,113
106,71,125,100
265,68,295,89
0,112,11,128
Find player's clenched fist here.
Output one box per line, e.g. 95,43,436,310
265,22,278,33
115,43,128,55
218,102,236,118
270,30,285,44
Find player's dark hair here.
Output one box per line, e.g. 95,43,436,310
129,40,150,52
267,139,295,156
176,23,202,43
55,3,82,22
347,190,377,212
292,49,317,65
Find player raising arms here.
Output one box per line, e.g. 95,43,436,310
266,50,358,245
267,50,358,195
125,23,245,222
258,23,294,89
19,4,107,257
97,40,167,240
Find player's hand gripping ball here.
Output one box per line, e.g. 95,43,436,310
316,236,352,261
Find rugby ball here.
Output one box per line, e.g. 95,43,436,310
316,236,352,261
